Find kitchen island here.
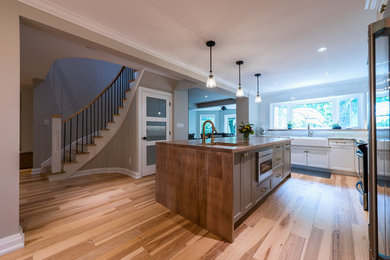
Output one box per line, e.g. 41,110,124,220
155,137,291,242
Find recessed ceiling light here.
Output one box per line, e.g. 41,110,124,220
317,47,327,52
274,82,277,86
325,72,329,75
205,95,208,98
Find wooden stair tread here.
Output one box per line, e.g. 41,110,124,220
47,171,66,176
64,161,79,164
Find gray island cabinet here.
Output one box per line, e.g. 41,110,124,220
156,137,291,242
233,141,291,223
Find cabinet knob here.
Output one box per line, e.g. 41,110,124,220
260,187,268,192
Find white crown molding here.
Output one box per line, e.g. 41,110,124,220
18,0,236,90
0,226,24,256
73,167,141,179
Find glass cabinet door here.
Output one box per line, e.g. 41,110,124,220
375,33,390,258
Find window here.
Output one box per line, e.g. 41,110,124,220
224,114,236,135
292,101,333,129
273,105,288,129
339,98,359,128
270,94,363,129
376,93,389,128
200,114,216,135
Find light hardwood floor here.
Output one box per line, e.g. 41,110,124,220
1,171,368,260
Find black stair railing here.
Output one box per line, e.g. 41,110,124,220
62,67,135,163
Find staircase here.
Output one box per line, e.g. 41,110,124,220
47,66,144,181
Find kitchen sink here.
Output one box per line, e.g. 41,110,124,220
290,137,328,147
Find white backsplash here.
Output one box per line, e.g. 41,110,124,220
262,129,368,141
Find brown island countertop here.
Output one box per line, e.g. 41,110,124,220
156,136,291,153
155,136,292,242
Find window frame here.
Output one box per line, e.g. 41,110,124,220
270,93,364,130
224,114,236,135
199,114,216,134
376,90,390,129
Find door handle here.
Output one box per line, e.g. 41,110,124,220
142,137,147,140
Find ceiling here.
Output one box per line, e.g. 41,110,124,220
22,0,377,93
188,87,234,109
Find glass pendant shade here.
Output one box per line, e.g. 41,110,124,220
255,94,262,103
254,73,262,103
206,74,216,88
236,85,244,97
206,41,216,88
236,60,244,97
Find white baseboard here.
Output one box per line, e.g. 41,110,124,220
73,167,141,179
31,168,41,175
0,226,24,256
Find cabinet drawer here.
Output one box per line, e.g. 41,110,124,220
254,178,271,203
329,139,354,148
272,165,283,188
273,150,283,167
273,143,283,151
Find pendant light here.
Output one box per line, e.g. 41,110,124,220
255,73,262,103
236,60,244,97
206,41,216,88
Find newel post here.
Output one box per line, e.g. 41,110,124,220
51,114,62,173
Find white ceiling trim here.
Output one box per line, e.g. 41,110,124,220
18,0,237,91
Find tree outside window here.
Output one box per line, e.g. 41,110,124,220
200,114,216,135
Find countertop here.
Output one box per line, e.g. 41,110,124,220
157,136,291,153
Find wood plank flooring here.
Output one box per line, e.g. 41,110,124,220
1,171,368,260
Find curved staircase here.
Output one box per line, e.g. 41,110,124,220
47,66,144,181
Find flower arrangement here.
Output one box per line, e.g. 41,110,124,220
238,122,254,140
287,121,293,130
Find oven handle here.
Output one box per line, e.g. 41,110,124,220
356,180,364,195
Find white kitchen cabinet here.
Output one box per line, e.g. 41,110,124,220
291,146,329,169
307,147,329,169
291,146,307,166
328,139,355,172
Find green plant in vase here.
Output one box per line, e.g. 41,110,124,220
238,122,254,140
287,121,293,130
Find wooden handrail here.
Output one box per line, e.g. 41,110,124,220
63,66,126,123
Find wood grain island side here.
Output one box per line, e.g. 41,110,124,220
155,137,291,242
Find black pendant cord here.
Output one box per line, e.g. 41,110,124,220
255,73,261,95
209,45,212,74
206,41,215,75
239,64,241,86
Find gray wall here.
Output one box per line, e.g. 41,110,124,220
82,71,178,173
140,71,177,93
173,80,197,140
33,58,122,168
0,0,20,239
257,78,369,129
20,84,34,153
189,109,236,138
81,97,138,172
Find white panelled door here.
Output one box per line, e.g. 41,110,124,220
139,87,172,176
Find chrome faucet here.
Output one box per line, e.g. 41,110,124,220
307,124,313,137
202,120,217,144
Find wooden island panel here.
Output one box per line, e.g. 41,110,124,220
156,142,234,242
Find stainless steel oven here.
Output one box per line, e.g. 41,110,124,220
257,148,273,183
